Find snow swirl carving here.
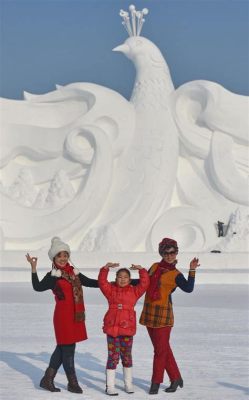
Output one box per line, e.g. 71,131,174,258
0,14,248,252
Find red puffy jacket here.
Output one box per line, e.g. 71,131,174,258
98,267,149,337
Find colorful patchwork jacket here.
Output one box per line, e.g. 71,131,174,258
139,263,196,328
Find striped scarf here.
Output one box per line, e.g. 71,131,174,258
54,263,85,322
147,259,177,301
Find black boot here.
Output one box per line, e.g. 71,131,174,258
149,382,160,394
164,378,183,392
40,367,61,392
66,372,83,394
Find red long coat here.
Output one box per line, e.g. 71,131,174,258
98,267,149,337
53,278,87,344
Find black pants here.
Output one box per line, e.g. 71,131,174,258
49,343,76,375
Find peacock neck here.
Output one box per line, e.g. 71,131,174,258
130,66,174,108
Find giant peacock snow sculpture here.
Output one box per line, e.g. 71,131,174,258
0,5,248,252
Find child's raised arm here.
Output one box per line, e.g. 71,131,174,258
103,262,120,269
130,265,150,298
130,264,143,270
98,262,119,297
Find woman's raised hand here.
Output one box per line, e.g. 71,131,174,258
130,264,143,270
104,262,120,269
26,253,38,272
189,257,200,270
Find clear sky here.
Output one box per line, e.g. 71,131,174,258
1,0,248,100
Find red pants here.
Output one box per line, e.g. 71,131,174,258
147,326,181,384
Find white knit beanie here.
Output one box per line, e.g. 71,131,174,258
48,236,71,261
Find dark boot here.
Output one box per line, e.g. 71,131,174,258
40,367,61,392
164,378,183,392
149,382,160,394
66,372,83,394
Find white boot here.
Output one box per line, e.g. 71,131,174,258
106,369,118,396
123,367,134,394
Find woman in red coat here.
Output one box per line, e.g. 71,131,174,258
98,262,150,396
26,237,99,394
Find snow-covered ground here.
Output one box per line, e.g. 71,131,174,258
0,280,248,400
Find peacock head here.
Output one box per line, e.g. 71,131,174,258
113,36,166,70
113,5,166,70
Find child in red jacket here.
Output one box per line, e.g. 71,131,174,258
98,263,149,396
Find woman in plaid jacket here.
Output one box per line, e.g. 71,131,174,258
139,237,200,395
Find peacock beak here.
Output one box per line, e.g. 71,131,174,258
112,44,129,54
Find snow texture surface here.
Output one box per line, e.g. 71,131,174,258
1,282,248,400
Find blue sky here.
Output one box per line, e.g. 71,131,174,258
1,0,248,100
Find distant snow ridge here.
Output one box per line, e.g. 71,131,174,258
0,5,248,252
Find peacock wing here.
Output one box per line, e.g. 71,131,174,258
0,83,136,248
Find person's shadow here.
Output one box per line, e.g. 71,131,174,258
76,351,149,393
0,350,104,393
217,381,249,396
75,350,106,392
1,350,150,394
0,350,53,390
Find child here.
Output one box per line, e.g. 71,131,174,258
98,262,150,396
26,236,99,394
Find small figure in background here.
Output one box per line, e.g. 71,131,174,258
217,221,225,237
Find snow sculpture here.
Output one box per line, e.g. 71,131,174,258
0,5,248,253
215,207,249,252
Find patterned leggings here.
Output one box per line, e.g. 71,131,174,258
106,335,133,369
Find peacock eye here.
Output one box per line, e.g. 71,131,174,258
135,39,142,47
